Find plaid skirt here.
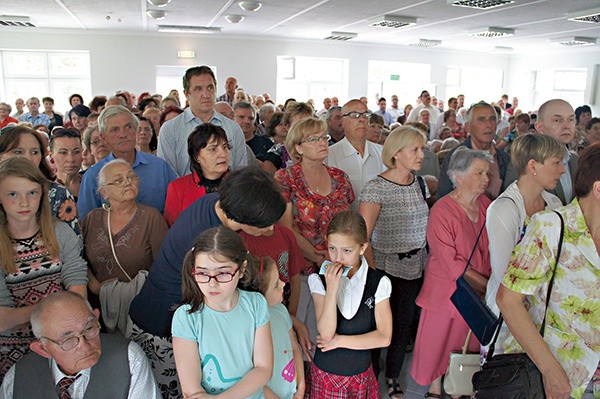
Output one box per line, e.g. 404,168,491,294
305,363,380,399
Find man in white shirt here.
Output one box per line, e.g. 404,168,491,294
158,66,248,176
327,99,385,207
0,291,160,399
316,97,332,118
406,90,440,123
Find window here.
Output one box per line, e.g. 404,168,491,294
446,66,504,107
368,60,433,108
276,56,348,107
533,68,587,108
0,50,91,113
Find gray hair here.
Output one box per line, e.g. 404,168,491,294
441,137,460,151
97,105,139,134
97,158,131,187
326,106,342,122
447,147,494,187
0,102,12,113
83,123,99,148
258,103,276,119
232,101,255,117
31,291,93,339
107,95,127,107
465,101,496,125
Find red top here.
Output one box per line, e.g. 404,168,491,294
164,172,207,226
0,116,18,129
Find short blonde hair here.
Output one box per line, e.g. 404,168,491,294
285,117,327,160
382,126,427,169
511,133,566,176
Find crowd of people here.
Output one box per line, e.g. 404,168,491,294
0,64,598,399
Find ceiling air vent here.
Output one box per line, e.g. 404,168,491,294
370,15,416,29
409,39,442,48
0,15,36,28
470,27,515,38
568,8,600,24
324,31,357,41
157,25,221,34
448,0,514,9
551,37,597,47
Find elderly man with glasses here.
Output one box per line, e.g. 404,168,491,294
0,291,160,399
327,99,385,207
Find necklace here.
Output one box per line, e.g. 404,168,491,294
304,166,327,193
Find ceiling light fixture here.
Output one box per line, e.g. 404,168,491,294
239,1,262,12
470,27,515,38
147,10,167,20
492,46,514,53
157,25,222,34
551,37,597,47
409,39,442,48
0,15,36,27
324,31,358,41
225,15,244,23
448,0,514,9
147,0,171,7
370,15,417,29
567,8,600,24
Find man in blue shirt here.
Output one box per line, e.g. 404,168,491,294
77,105,177,220
19,97,51,127
158,66,248,177
374,97,394,126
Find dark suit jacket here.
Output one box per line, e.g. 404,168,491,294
546,151,579,205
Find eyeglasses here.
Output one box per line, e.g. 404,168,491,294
192,268,240,283
342,111,372,120
41,322,100,351
301,134,331,144
105,174,139,187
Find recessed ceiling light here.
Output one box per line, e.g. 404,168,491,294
324,31,357,41
370,15,417,29
470,27,515,38
551,37,597,47
567,8,600,24
492,46,513,53
225,15,244,23
158,25,222,34
147,10,167,20
448,0,514,9
409,39,442,48
147,0,171,7
239,1,262,12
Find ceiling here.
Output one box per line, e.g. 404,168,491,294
2,0,600,53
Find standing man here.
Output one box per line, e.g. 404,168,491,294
457,94,465,109
19,97,51,127
0,291,160,399
375,97,394,126
331,97,339,107
316,98,332,118
535,98,579,205
158,66,248,177
438,101,514,199
216,76,238,105
406,90,440,123
326,106,344,144
42,97,63,130
234,101,273,160
387,95,403,123
78,105,177,220
327,99,385,207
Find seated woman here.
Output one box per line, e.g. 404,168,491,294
83,159,168,291
496,143,600,399
49,128,83,200
159,105,183,129
164,123,230,226
0,157,87,379
443,109,465,141
0,125,80,235
486,134,565,316
410,148,493,399
262,112,292,172
83,123,110,165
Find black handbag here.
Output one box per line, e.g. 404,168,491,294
472,211,565,399
450,223,499,346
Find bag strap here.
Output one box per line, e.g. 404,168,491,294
460,221,486,275
103,204,133,282
416,174,427,201
486,210,565,360
462,330,473,355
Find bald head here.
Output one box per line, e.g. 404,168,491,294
535,99,575,145
214,101,234,120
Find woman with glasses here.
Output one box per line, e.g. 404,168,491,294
0,125,80,235
83,123,110,165
49,128,84,199
82,159,167,306
136,116,157,155
0,157,87,380
274,117,355,355
0,103,18,129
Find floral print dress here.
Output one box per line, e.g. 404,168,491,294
497,199,600,399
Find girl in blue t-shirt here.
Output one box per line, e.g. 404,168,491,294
258,256,305,399
306,210,393,398
172,226,273,399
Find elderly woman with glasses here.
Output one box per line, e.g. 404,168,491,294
0,103,18,129
49,128,83,199
83,159,167,295
274,117,355,356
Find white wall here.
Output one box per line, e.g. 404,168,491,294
0,29,512,106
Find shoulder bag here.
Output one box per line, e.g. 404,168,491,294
444,329,480,396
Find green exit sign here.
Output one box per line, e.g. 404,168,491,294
390,74,400,81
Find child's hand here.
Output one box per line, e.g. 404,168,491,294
316,334,341,352
184,391,211,399
324,262,344,291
